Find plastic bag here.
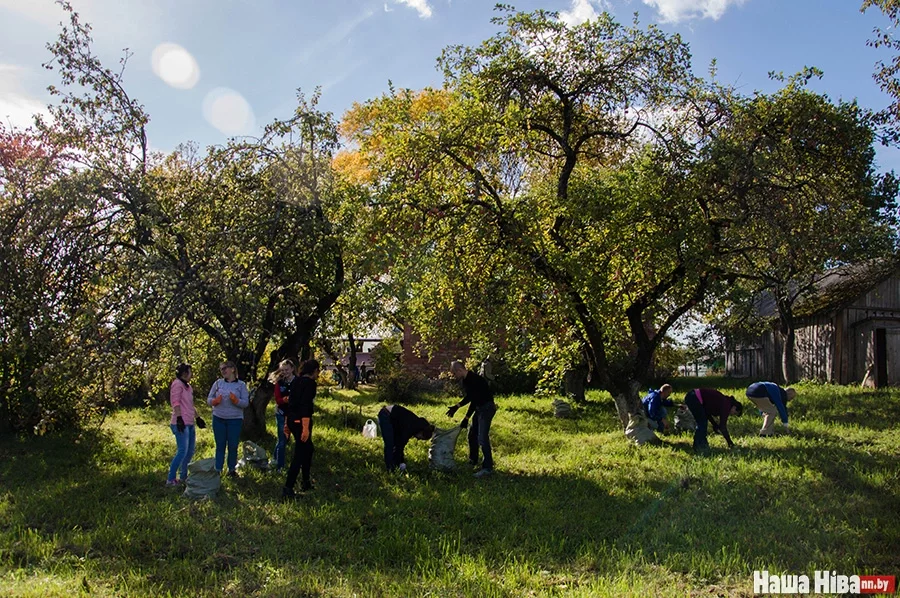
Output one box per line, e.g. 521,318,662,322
362,419,378,439
236,440,269,471
673,404,697,433
429,426,462,471
624,413,660,446
552,398,573,418
183,457,221,499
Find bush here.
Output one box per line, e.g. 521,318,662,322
375,367,452,404
491,361,538,395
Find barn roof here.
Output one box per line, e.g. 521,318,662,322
755,258,900,319
797,259,899,317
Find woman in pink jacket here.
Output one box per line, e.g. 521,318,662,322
167,363,204,486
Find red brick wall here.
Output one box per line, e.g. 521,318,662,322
401,325,469,377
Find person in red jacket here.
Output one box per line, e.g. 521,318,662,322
282,359,319,500
268,358,296,472
683,388,744,453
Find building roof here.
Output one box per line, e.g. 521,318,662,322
754,258,900,320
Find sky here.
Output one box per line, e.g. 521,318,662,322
1,0,899,170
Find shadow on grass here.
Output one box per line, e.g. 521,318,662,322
2,390,899,596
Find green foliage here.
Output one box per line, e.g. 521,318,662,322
0,5,348,436
0,126,122,432
374,367,436,404
371,336,454,402
343,9,707,423
0,382,897,596
371,335,402,377
862,0,900,143
700,79,898,381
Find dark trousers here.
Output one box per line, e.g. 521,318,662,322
468,402,497,470
684,390,708,451
378,407,396,470
285,418,314,490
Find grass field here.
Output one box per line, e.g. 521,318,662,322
1,378,898,597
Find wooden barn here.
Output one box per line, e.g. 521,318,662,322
725,259,900,386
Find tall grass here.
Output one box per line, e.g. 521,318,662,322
1,379,897,596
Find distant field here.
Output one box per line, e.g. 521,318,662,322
1,379,897,597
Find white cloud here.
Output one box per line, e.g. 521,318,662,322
151,43,200,90
0,0,66,27
395,0,432,19
0,0,163,43
202,87,255,136
384,3,394,12
0,65,50,129
296,8,375,64
0,0,65,27
641,0,747,23
559,0,609,27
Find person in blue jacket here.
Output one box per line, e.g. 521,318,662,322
641,384,674,432
745,382,796,436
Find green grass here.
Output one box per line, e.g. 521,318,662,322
1,379,898,597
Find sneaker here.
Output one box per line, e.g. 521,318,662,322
473,468,493,478
281,487,296,501
165,479,180,487
227,470,238,478
300,481,313,492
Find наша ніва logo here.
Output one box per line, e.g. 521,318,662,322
753,571,895,594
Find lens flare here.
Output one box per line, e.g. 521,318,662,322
151,43,200,89
202,87,256,136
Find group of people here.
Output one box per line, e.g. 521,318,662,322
166,353,793,491
166,360,250,486
641,381,796,452
165,357,500,497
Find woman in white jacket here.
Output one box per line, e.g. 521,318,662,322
207,361,250,477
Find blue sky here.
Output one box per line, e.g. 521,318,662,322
1,0,898,169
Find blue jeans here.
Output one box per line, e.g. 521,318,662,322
468,402,497,470
378,407,396,470
650,406,668,432
212,416,243,472
684,391,708,451
168,424,196,481
274,409,287,470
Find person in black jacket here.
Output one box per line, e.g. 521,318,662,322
282,359,319,500
377,404,434,471
446,360,497,477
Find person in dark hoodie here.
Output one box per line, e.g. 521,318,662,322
446,360,497,477
683,388,744,453
377,404,435,471
282,359,319,500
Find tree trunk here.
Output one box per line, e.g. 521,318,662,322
242,317,318,441
776,297,796,384
345,332,358,391
242,382,272,439
562,360,588,404
780,327,795,384
611,380,642,430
